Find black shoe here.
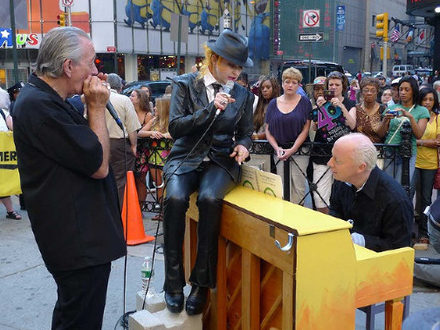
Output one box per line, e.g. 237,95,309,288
185,285,208,315
165,291,184,313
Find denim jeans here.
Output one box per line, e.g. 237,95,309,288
428,219,440,254
411,168,437,238
384,154,416,185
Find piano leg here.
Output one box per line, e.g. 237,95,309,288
385,298,404,330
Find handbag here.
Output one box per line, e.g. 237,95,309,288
433,115,440,189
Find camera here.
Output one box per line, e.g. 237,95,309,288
323,90,335,102
388,110,400,117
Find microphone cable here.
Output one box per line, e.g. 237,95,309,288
138,103,224,314
111,108,142,330
116,94,227,329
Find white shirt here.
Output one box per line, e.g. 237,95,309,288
0,109,8,132
204,70,223,103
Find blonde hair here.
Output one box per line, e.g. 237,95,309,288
282,67,303,83
197,44,223,80
155,97,171,133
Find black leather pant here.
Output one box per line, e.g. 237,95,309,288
163,162,235,292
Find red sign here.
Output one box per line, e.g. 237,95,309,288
303,10,320,28
62,0,74,7
106,46,116,53
276,50,284,55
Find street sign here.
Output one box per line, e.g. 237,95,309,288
298,32,324,42
62,0,73,7
302,10,320,28
336,5,345,31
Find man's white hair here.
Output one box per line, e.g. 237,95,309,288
338,133,377,171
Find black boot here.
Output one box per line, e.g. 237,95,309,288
185,285,208,315
165,291,184,313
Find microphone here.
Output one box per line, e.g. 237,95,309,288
215,80,235,116
106,101,124,130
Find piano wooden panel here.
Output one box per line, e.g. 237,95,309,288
184,186,414,329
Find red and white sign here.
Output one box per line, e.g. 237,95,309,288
106,46,116,53
302,10,320,28
62,0,74,7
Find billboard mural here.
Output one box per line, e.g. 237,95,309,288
1,0,271,61
119,0,270,60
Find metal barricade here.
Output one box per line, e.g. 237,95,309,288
136,137,173,213
249,122,413,208
138,122,412,212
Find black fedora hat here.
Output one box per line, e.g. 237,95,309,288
207,30,253,68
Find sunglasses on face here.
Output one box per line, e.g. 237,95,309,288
327,71,343,79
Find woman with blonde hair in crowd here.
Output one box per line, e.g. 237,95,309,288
162,30,254,315
130,88,154,205
140,96,173,220
349,78,360,102
265,67,312,205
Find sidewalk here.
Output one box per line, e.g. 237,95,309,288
0,196,439,329
0,196,164,330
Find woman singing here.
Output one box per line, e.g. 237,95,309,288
162,30,254,315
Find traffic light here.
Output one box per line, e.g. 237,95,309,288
376,13,389,42
57,13,66,27
380,46,390,60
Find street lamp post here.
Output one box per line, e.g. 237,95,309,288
9,0,19,83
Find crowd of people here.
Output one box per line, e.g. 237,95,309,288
243,68,439,246
2,25,440,326
3,56,440,245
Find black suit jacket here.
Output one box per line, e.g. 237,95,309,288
163,72,254,182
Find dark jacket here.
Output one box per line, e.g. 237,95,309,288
13,74,126,271
329,167,413,252
164,72,254,182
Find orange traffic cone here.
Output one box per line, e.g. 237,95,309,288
121,171,155,245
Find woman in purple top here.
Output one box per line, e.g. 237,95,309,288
265,67,312,204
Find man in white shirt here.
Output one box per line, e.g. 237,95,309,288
107,73,141,207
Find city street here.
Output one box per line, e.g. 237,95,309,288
1,196,440,330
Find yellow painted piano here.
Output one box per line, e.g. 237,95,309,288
184,186,414,330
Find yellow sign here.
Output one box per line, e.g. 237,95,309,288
0,132,21,196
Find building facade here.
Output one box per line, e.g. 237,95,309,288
0,0,271,88
0,0,434,89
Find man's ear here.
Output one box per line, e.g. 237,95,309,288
63,59,73,78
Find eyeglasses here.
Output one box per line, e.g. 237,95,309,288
362,88,377,94
327,71,343,79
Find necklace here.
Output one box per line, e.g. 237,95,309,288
361,102,378,117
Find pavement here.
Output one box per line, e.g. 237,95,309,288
1,195,440,330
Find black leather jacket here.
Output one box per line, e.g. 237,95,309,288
163,72,254,182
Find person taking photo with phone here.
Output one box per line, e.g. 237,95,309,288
379,76,429,184
349,77,386,143
309,71,355,213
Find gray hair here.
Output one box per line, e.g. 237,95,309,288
350,133,377,171
36,27,90,78
0,88,11,110
433,80,440,90
107,73,123,91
